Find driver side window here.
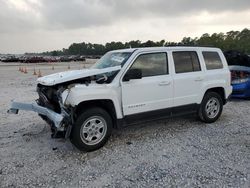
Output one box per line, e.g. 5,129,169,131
130,53,168,77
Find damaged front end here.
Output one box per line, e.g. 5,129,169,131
8,101,71,137
8,84,73,138
7,65,122,139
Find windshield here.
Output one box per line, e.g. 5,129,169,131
92,52,132,69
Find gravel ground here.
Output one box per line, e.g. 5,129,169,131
0,62,249,187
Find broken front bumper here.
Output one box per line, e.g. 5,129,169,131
8,101,67,131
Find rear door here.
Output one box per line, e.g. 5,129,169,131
121,52,174,116
171,51,204,106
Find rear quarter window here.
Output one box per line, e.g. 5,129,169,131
202,51,223,70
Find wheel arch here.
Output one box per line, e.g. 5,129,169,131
204,87,226,104
74,99,118,128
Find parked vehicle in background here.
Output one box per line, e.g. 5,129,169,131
0,54,95,63
59,56,72,62
44,56,59,63
1,55,19,62
229,66,250,98
76,55,86,61
8,47,232,151
224,50,250,98
224,50,250,67
23,56,46,63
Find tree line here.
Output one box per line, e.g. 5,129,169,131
42,28,250,56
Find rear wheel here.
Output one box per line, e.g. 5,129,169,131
198,92,223,123
71,107,112,151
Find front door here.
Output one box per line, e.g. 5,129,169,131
121,52,173,116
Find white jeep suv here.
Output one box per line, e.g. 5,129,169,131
8,47,232,151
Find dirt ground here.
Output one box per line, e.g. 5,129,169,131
0,61,249,187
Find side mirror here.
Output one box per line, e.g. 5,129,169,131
123,68,142,81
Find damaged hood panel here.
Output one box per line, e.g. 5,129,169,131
37,66,121,86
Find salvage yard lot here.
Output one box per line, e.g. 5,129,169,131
0,62,249,187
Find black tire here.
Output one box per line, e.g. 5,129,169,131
198,92,223,123
71,107,113,152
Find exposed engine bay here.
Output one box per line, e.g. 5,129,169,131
8,65,121,138
36,70,119,138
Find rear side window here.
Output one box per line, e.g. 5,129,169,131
173,51,201,73
202,51,223,70
130,53,168,77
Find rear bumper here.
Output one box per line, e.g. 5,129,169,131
8,101,67,131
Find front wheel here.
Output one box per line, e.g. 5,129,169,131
198,92,223,123
71,107,113,151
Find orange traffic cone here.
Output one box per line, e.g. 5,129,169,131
33,68,37,75
38,69,42,77
24,67,28,74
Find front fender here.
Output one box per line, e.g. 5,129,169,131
66,84,123,119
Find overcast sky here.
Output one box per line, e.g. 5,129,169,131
0,0,250,54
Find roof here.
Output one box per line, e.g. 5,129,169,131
112,46,221,53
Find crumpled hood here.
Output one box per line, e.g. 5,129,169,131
37,66,121,86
